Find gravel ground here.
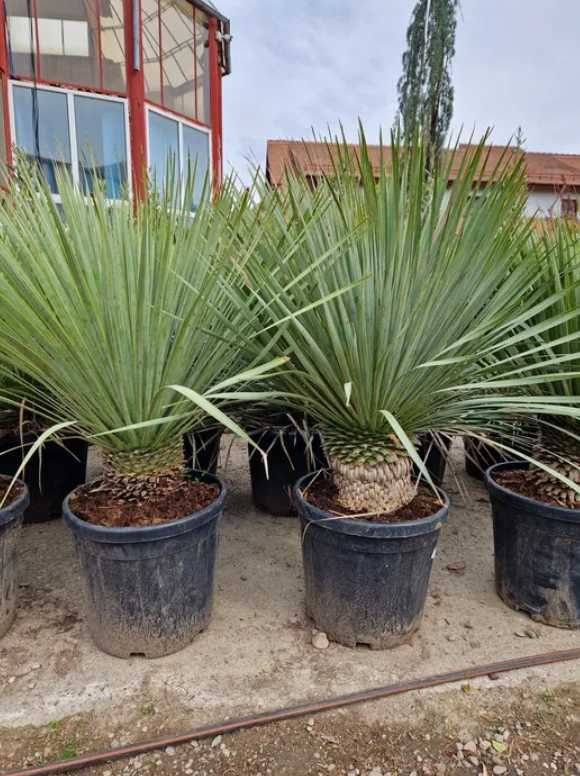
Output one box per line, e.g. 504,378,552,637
1,684,579,774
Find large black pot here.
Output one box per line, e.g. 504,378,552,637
416,435,452,487
486,461,580,629
465,437,505,481
0,435,88,523
249,426,327,517
183,428,222,475
0,480,30,639
63,472,225,658
294,473,449,649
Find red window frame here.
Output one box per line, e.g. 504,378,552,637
7,0,128,98
0,0,224,197
142,0,210,130
0,4,12,168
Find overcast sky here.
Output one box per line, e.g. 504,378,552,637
217,0,579,177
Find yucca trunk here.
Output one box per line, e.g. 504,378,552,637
101,440,185,499
323,427,416,514
526,423,580,509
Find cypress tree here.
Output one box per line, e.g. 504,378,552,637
397,0,459,162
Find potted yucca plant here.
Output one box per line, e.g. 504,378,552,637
247,132,580,649
248,183,329,517
183,424,223,476
241,177,444,514
0,166,300,656
232,177,335,517
485,222,580,628
245,408,326,516
0,386,88,523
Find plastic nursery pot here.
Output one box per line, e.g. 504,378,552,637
248,426,327,517
464,437,505,481
63,472,226,659
0,434,88,523
294,474,449,649
485,461,580,629
415,435,452,487
183,428,222,475
0,480,30,639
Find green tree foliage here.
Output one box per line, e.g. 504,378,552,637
397,0,459,160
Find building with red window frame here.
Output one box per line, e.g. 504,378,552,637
0,1,231,200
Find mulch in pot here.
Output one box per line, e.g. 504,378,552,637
304,478,442,524
494,469,580,510
69,476,219,528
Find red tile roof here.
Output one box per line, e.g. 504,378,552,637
266,140,580,189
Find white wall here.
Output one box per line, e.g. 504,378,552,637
525,190,576,218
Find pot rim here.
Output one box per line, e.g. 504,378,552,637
63,471,226,544
485,461,580,524
0,477,30,526
293,471,449,539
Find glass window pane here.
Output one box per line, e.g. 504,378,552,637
6,0,37,79
183,124,209,209
101,0,126,92
75,95,127,199
148,110,179,193
160,0,195,120
195,10,210,125
12,85,71,193
143,0,162,106
35,0,100,89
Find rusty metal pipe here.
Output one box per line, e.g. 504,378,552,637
4,647,580,776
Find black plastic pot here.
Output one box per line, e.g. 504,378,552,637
248,427,327,517
486,461,580,629
63,472,226,658
465,437,505,481
183,428,222,475
0,480,30,639
0,435,88,523
294,473,449,649
416,435,452,487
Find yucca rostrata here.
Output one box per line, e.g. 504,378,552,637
0,164,330,506
515,224,580,508
243,131,580,515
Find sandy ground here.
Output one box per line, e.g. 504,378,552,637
0,439,579,774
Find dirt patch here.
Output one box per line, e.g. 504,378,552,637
494,469,580,510
69,478,219,528
304,478,442,523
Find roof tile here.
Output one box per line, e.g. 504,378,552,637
266,140,580,189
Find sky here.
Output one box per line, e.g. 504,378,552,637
216,0,580,178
